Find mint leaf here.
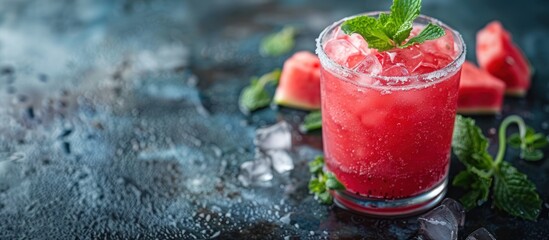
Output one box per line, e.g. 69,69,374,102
390,0,421,44
400,23,446,48
308,155,324,174
308,155,346,204
341,16,394,51
452,170,474,188
390,0,421,26
378,12,393,27
326,173,345,190
452,115,494,172
260,26,296,57
452,170,492,210
300,110,322,133
239,78,271,113
318,191,332,204
308,178,324,194
341,0,444,51
508,134,522,148
521,150,544,161
508,127,548,161
493,162,542,221
238,69,281,113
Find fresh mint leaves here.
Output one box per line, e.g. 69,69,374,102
238,69,281,113
342,16,394,51
299,110,322,133
260,26,296,57
508,127,548,161
341,0,445,51
493,162,542,221
401,23,445,48
452,115,545,221
308,156,345,204
452,116,494,174
452,170,492,210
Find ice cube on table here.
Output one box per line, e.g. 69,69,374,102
241,122,296,187
324,39,366,69
238,150,274,187
254,121,292,150
267,150,294,173
418,198,465,240
465,228,496,240
440,198,465,227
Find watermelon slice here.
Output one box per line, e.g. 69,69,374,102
476,21,531,96
274,51,321,110
457,61,505,114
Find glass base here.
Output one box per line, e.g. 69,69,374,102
332,178,447,217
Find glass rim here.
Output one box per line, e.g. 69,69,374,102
315,11,466,90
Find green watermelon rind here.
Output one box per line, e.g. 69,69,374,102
505,88,527,97
274,51,321,111
457,107,502,115
274,93,320,110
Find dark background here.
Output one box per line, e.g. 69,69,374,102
0,0,548,239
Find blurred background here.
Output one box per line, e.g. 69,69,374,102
0,0,547,239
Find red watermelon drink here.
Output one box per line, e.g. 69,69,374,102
316,12,465,216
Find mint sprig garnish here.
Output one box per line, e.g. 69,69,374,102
238,69,281,113
260,26,296,57
299,110,322,133
452,115,545,221
308,156,345,204
341,0,445,51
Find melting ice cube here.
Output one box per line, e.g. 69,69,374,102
465,228,496,240
413,51,454,75
254,121,292,150
240,121,296,187
346,33,369,54
324,39,366,69
440,198,465,227
381,63,410,77
267,150,294,174
354,55,382,76
418,198,465,240
238,150,273,187
394,45,424,73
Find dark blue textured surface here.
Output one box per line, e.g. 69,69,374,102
0,0,548,239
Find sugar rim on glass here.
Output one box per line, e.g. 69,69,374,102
315,12,466,90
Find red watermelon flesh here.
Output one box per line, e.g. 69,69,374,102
274,51,321,110
476,21,531,96
458,61,505,114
